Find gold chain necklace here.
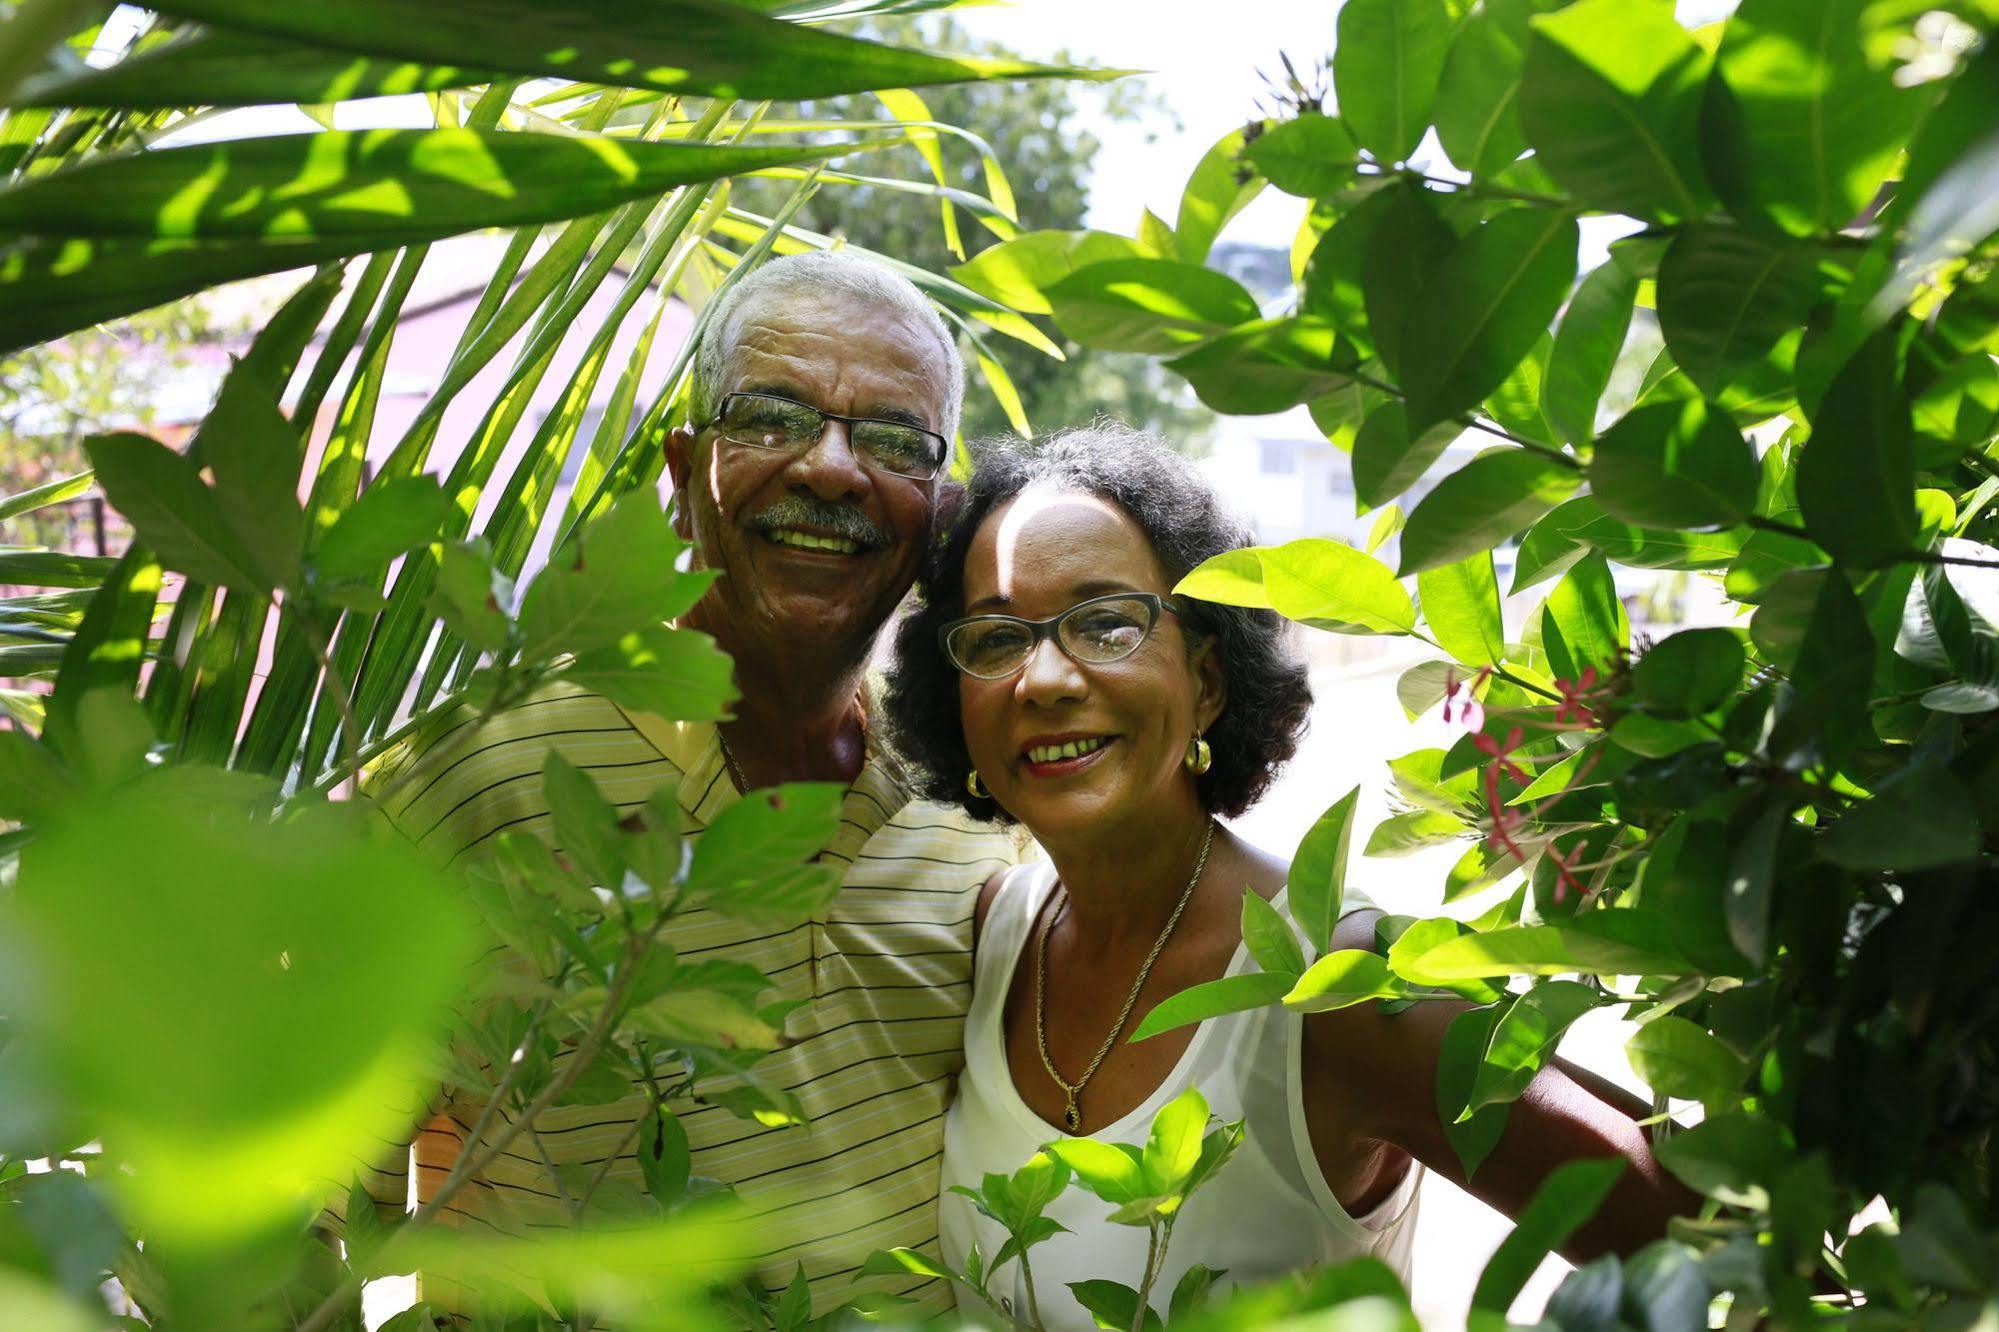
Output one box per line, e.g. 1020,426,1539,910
1033,818,1215,1133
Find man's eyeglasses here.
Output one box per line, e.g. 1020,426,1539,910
703,391,948,481
938,593,1181,680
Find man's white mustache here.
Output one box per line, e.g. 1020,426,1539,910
744,497,891,549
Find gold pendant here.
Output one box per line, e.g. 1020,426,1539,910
1063,1096,1080,1132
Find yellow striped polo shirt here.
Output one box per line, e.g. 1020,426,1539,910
367,682,1021,1316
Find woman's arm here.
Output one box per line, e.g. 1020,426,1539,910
1299,925,1698,1264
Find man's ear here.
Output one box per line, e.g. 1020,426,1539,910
1193,633,1227,735
664,425,696,538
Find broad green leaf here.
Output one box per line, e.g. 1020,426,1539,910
1519,0,1716,220
64,688,155,791
1068,1279,1163,1332
1396,659,1461,720
1703,0,1932,235
1434,0,1568,176
1633,628,1745,718
1281,950,1407,1013
1387,917,1504,1002
1399,207,1580,439
0,730,74,824
1170,1265,1223,1324
1361,182,1460,383
1129,972,1293,1043
1244,114,1360,198
1142,1086,1209,1194
1388,748,1478,816
1795,329,1917,568
1166,316,1354,415
565,625,738,723
1397,449,1581,576
41,550,161,764
1008,1150,1072,1218
638,1109,692,1208
1300,186,1396,356
83,434,261,593
517,492,696,662
1436,1003,1512,1179
1624,1015,1747,1103
1542,552,1627,680
1241,891,1307,977
1045,1140,1148,1204
1352,402,1461,510
860,1247,955,1281
429,540,514,654
948,229,1152,317
0,470,93,523
1653,1112,1786,1208
136,0,1108,101
542,751,625,891
1395,911,1696,983
192,363,307,592
1588,398,1759,530
1363,809,1469,858
312,476,453,585
1367,503,1406,554
1174,125,1265,266
1472,1157,1626,1312
1462,979,1602,1117
1286,785,1363,954
1418,550,1504,667
1820,755,1983,871
1656,224,1823,402
629,987,784,1052
1334,0,1455,165
1177,540,1417,635
1045,259,1261,355
1542,261,1639,445
1484,331,1558,446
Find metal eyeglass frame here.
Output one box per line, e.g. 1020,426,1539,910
701,390,949,481
937,592,1182,680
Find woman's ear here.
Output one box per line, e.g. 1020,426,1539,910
1193,633,1227,735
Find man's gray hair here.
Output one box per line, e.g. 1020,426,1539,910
689,250,966,443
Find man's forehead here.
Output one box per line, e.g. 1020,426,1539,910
721,292,950,408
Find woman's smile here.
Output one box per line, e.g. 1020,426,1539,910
1019,733,1117,777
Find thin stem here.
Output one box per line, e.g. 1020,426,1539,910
527,1123,578,1217
1354,163,1573,208
1131,1220,1164,1332
1343,366,1581,470
1745,514,1812,541
1018,1247,1048,1332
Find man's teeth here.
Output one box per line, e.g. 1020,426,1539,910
768,528,862,554
1027,737,1106,764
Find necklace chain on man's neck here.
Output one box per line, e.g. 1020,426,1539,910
1033,818,1216,1133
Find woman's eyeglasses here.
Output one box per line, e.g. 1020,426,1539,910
703,391,948,481
938,593,1180,680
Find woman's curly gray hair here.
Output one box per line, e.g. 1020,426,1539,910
883,421,1313,824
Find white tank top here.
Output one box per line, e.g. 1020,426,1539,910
940,862,1422,1329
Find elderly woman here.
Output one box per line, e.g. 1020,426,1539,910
884,423,1690,1328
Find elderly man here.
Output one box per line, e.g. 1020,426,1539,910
370,251,1019,1317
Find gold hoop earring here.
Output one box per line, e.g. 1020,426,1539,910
966,769,988,799
1184,735,1212,775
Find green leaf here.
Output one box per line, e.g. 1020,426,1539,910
1240,891,1307,977
1462,979,1602,1117
565,625,738,723
1703,0,1931,235
1653,1111,1785,1208
429,540,513,654
1437,1003,1512,1179
1418,550,1504,667
1334,0,1455,164
0,730,75,824
1281,950,1407,1014
1472,1157,1627,1312
683,782,844,918
1166,316,1354,415
1362,182,1460,384
1656,224,1823,402
1352,402,1462,510
1129,972,1294,1043
1169,1264,1224,1323
132,0,1107,101
1286,785,1363,954
1588,398,1759,530
1542,261,1639,446
1624,1016,1747,1103
518,491,695,662
1244,114,1360,197
1174,125,1265,266
1045,1140,1148,1205
1068,1279,1162,1332
948,229,1151,317
1794,328,1916,569
1388,748,1479,816
1434,0,1568,176
1176,540,1416,636
1519,0,1716,220
1820,755,1983,871
1045,258,1260,355
1398,449,1582,576
1141,1086,1209,1195
1008,1150,1072,1219
1387,917,1504,1002
1542,552,1627,680
1544,1255,1623,1330
312,477,453,585
1363,809,1470,857
1395,911,1696,983
860,1247,955,1281
542,752,625,891
83,434,260,592
638,1109,691,1208
1399,207,1581,439
0,470,93,523
1633,628,1745,718
196,364,305,592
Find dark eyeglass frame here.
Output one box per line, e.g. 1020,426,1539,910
701,390,949,481
938,592,1182,680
